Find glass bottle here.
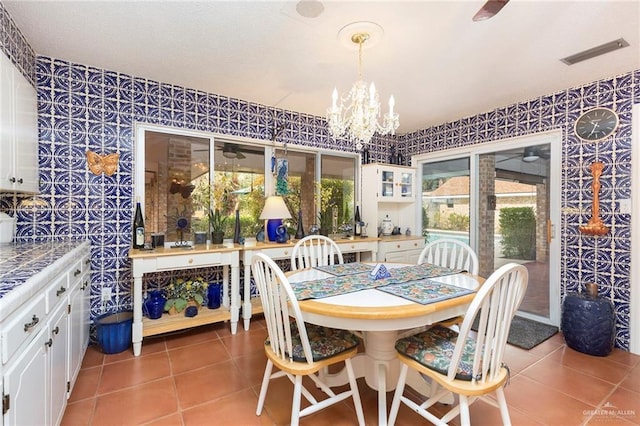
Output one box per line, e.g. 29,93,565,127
354,206,361,236
233,209,241,243
133,198,145,249
294,209,305,240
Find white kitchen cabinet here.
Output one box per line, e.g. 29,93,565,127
370,164,415,202
1,243,90,425
49,303,69,426
68,257,91,388
378,237,425,263
361,164,419,237
0,51,38,193
2,320,49,426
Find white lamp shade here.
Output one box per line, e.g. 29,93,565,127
259,196,292,220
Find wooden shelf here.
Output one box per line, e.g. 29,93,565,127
142,306,231,337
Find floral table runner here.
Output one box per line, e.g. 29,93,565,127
377,279,475,304
292,263,464,302
314,262,374,276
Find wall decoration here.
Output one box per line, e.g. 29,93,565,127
579,162,610,236
86,151,119,176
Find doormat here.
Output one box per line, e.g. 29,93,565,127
472,316,558,350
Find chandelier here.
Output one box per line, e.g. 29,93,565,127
326,31,399,150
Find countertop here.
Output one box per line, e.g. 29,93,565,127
0,240,90,321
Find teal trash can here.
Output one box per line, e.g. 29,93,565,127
96,311,133,354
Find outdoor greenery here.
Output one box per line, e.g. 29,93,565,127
188,170,353,240
431,211,470,232
499,207,536,259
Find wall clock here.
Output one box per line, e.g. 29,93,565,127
574,107,619,142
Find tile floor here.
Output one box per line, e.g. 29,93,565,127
62,318,640,426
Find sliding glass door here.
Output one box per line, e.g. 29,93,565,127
418,133,561,325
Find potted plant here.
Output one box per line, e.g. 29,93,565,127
164,276,208,315
209,208,227,244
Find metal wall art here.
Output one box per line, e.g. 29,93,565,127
86,151,119,176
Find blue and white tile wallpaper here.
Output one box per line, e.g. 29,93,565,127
0,2,637,349
399,72,639,350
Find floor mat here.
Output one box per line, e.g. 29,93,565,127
473,315,558,350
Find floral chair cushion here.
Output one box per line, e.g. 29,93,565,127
395,325,477,381
266,322,361,362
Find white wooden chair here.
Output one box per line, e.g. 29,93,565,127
388,263,528,426
418,238,479,275
290,235,344,271
251,253,365,426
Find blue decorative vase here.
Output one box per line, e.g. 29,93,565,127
266,219,282,242
144,290,165,320
207,283,221,309
275,224,289,243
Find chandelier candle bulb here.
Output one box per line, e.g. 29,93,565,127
389,96,395,114
332,88,338,108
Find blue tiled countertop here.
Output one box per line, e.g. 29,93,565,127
0,240,90,322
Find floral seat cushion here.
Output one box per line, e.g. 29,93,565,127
266,322,361,362
395,325,477,381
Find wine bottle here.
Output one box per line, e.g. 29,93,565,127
354,206,361,236
133,199,145,249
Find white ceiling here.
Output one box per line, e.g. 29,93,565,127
5,0,639,135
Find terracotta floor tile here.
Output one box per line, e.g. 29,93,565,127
62,317,640,426
61,398,95,426
605,387,640,424
233,350,269,387
81,345,105,368
620,364,640,393
92,377,178,426
174,359,250,409
142,412,184,426
521,356,617,406
181,389,266,425
69,366,102,402
220,327,269,357
505,375,596,425
164,325,219,350
168,339,230,374
548,346,632,384
98,351,172,394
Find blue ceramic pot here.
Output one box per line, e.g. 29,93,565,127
144,290,165,320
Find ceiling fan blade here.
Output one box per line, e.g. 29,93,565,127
473,0,510,21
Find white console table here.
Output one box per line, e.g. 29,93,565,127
128,244,241,356
240,237,379,330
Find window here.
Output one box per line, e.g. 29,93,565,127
136,125,358,243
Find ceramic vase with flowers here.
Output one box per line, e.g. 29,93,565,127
164,276,208,316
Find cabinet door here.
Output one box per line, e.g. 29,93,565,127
13,68,38,193
68,273,89,389
0,53,14,191
378,168,396,200
397,170,414,201
50,304,69,426
2,327,49,426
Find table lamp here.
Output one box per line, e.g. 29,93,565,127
259,196,292,242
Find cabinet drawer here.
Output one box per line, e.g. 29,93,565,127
45,274,69,313
2,293,46,364
385,249,424,264
336,241,374,253
156,252,222,270
381,239,424,253
256,247,293,260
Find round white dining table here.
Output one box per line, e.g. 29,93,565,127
288,263,482,426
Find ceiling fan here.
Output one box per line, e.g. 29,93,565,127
215,142,263,159
472,0,510,21
496,146,551,163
